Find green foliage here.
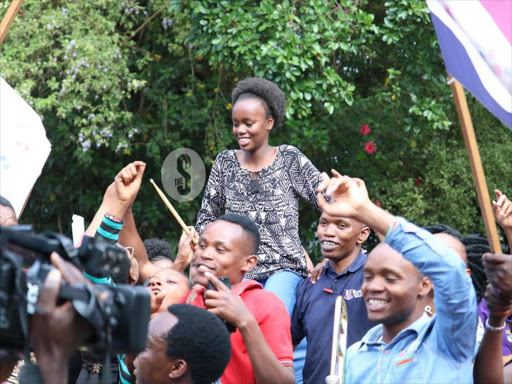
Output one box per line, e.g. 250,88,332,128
1,0,510,262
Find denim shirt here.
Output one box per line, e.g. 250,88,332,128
345,218,477,384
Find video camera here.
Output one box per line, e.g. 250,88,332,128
0,225,150,354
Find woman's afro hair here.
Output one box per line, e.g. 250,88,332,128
231,77,286,128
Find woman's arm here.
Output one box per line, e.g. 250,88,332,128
196,154,226,233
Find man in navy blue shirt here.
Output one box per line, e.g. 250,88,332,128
291,211,374,383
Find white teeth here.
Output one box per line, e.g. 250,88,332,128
322,241,337,246
152,288,161,295
368,299,388,308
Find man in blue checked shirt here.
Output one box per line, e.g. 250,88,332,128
317,171,477,384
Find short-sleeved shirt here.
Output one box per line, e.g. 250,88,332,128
478,298,512,359
178,280,293,384
195,145,322,279
291,251,374,383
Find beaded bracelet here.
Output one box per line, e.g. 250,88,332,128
485,318,507,332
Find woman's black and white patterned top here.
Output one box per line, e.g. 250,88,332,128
196,144,321,280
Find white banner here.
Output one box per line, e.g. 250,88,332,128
0,77,52,218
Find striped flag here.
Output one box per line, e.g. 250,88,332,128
427,0,512,130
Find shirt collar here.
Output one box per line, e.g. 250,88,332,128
325,250,367,277
359,313,432,348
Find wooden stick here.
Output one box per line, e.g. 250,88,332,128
0,0,25,46
448,75,502,253
150,178,197,244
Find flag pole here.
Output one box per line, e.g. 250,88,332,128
0,0,25,46
448,75,502,253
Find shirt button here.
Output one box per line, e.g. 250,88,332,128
384,350,389,355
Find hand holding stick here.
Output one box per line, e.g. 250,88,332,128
149,179,197,245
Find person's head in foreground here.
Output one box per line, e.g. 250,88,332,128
0,196,17,227
144,238,175,269
133,304,231,384
147,268,191,316
363,243,431,341
192,214,260,287
231,77,286,153
317,211,369,262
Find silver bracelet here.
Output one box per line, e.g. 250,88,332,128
485,318,507,332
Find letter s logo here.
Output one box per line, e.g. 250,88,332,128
161,148,206,202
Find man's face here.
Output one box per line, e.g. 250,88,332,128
147,269,190,314
362,243,423,326
134,311,177,384
317,212,366,261
0,206,17,227
192,220,253,287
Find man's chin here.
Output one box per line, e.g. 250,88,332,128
193,274,209,288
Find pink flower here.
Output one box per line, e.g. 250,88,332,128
375,200,381,208
364,142,376,154
414,178,422,187
360,124,371,135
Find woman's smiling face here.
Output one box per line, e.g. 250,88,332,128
232,97,274,152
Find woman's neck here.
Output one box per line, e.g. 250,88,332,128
238,144,276,172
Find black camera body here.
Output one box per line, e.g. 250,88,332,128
0,225,150,354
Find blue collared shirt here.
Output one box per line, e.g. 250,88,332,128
346,218,477,384
291,250,375,384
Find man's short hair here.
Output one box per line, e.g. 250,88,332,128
143,238,175,261
166,304,231,384
217,214,260,254
0,196,15,212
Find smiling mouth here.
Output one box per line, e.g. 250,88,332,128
367,298,390,310
195,264,215,273
320,240,339,250
238,137,251,144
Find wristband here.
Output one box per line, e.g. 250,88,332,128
104,212,123,224
485,318,507,332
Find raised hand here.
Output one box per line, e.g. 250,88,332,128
484,283,512,319
493,190,512,230
115,161,146,204
316,170,370,219
483,253,512,298
173,226,198,272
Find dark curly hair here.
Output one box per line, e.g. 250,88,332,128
231,77,286,128
218,213,260,255
143,238,175,262
166,304,231,384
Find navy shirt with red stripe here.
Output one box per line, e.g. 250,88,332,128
291,250,374,383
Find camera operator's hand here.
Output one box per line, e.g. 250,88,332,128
115,161,146,205
30,253,93,384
